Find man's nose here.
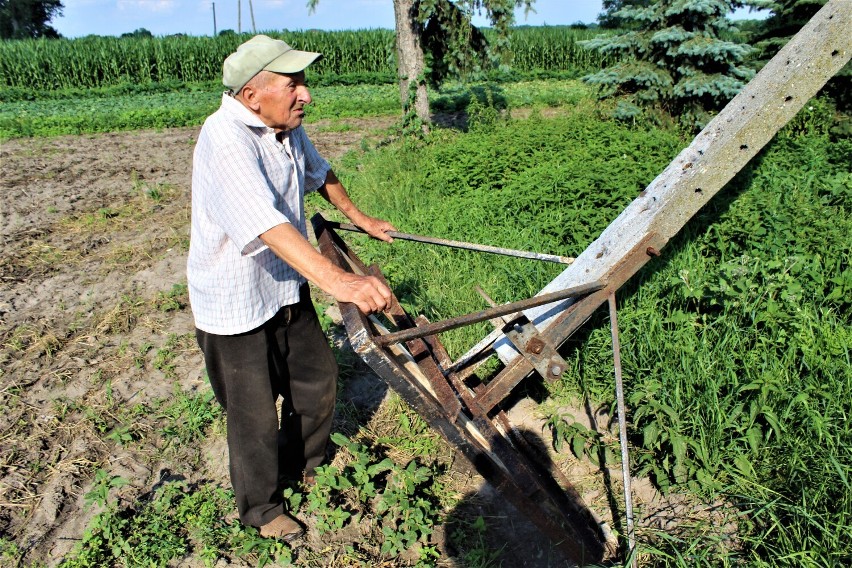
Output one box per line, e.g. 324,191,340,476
297,85,312,105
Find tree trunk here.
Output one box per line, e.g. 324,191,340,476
393,0,431,132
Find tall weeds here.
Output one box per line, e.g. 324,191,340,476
342,100,851,564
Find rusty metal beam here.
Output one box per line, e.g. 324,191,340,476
324,220,575,265
373,281,603,347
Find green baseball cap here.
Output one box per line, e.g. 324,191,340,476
223,34,322,92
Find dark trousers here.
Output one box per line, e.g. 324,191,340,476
195,284,338,527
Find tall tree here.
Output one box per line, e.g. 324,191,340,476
598,0,652,29
0,0,63,39
308,0,533,133
581,0,755,129
750,0,825,61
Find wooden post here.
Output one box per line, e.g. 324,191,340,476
488,0,852,364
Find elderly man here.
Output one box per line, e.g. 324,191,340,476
188,34,395,540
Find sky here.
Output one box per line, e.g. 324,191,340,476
53,0,763,39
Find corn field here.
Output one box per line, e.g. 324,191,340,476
507,26,614,72
0,27,612,90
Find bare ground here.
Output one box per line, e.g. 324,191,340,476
0,117,736,566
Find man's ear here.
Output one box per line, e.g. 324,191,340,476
239,85,261,111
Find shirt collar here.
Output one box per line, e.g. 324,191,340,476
220,92,271,131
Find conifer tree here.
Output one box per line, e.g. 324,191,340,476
581,0,755,128
749,0,825,62
598,0,652,29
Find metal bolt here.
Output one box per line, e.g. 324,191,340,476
526,337,545,355
646,246,661,257
550,364,563,377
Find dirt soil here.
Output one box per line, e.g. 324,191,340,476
0,118,734,566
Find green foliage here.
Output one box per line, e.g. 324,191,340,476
747,0,850,110
0,82,400,139
581,0,755,128
599,0,654,30
342,103,682,356
154,282,188,312
0,26,616,93
551,130,850,563
749,0,825,63
121,27,153,39
83,469,130,510
0,29,395,89
449,516,504,567
338,97,849,563
0,0,63,40
505,26,617,76
0,77,595,140
158,384,222,448
63,479,292,568
304,431,443,561
0,537,23,565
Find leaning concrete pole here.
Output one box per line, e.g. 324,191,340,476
490,0,852,363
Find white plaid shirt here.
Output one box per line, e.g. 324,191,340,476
187,93,330,335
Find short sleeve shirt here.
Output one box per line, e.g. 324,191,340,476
187,93,330,335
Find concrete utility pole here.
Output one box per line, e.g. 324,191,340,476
238,0,241,34
212,2,217,36
249,0,256,33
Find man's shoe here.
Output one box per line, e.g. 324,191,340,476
259,514,304,541
302,472,316,487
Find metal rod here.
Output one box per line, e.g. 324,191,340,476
608,293,637,566
373,281,604,346
326,221,575,265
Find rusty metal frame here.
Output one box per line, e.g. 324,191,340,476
312,213,617,564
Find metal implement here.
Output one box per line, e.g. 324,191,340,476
313,214,616,564
324,220,575,265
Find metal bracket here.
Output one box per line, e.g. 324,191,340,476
500,317,567,383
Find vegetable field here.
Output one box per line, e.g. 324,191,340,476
1,23,850,568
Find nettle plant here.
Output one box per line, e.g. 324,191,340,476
303,432,443,559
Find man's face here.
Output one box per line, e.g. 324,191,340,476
252,71,312,132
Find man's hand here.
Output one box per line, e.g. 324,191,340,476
354,214,396,243
260,223,391,315
330,272,392,314
318,170,396,243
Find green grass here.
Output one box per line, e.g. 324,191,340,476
332,100,851,565
335,99,684,356
0,83,402,139
0,78,595,139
